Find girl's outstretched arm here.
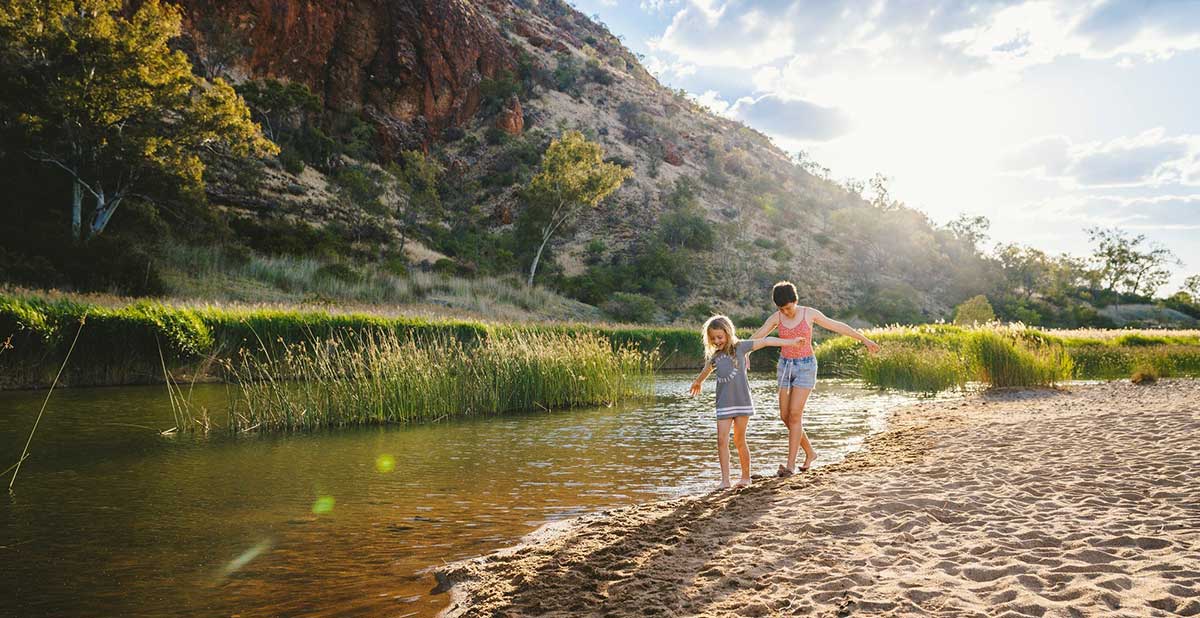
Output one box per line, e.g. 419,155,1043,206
750,336,805,351
689,364,713,396
749,311,780,340
811,308,880,352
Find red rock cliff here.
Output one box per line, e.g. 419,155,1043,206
175,0,515,150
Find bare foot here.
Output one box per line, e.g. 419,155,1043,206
776,464,794,478
717,481,731,490
734,477,751,488
800,453,817,471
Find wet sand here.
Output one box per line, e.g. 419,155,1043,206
436,380,1200,617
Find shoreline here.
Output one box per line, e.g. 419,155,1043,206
434,379,1200,617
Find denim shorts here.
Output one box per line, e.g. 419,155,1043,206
777,356,817,390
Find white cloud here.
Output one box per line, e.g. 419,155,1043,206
655,0,1200,76
1000,135,1073,176
638,0,1200,289
1003,129,1200,188
688,90,735,117
657,0,800,68
1073,0,1200,61
640,0,680,11
727,94,851,141
642,54,699,80
1034,193,1200,230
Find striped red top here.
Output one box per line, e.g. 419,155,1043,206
778,307,813,358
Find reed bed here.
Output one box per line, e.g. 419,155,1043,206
859,346,967,394
965,331,1073,388
224,330,657,432
0,292,691,388
817,323,1132,392
4,291,1198,396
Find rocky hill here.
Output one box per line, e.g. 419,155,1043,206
168,0,986,324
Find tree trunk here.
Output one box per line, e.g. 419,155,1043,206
71,180,83,243
527,231,552,287
527,200,571,287
86,190,123,241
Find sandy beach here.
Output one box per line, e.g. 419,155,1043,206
436,380,1200,617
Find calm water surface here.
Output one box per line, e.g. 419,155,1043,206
0,375,945,618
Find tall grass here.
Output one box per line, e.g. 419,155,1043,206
225,330,657,431
0,292,695,388
817,323,1148,392
5,291,1198,396
859,346,966,394
965,331,1073,388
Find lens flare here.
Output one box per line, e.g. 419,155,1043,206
375,454,396,473
219,539,272,579
312,495,335,514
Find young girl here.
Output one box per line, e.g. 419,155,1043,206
689,315,805,489
750,281,880,477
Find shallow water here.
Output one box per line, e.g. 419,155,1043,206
0,375,943,618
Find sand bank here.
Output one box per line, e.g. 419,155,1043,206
436,380,1200,617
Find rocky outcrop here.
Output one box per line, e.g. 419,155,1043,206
662,140,684,166
175,0,516,150
494,96,524,135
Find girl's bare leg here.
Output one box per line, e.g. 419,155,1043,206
786,387,816,470
733,415,751,486
716,418,734,488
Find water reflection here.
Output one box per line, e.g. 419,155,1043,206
0,375,947,618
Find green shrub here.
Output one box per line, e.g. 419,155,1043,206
485,126,510,145
279,147,306,175
332,165,386,214
479,71,523,115
553,53,582,93
658,211,715,251
954,295,995,325
601,292,658,324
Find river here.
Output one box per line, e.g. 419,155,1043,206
0,375,945,618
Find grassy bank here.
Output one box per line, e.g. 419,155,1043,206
818,323,1200,393
5,292,1198,396
0,292,700,390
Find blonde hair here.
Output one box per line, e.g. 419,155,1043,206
701,315,739,362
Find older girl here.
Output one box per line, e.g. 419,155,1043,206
689,315,804,489
750,281,879,477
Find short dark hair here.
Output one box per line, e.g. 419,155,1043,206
772,281,798,307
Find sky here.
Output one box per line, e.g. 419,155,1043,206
567,0,1200,295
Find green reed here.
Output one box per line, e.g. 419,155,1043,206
1069,344,1200,380
859,346,967,394
818,323,1077,391
224,329,657,432
965,330,1073,388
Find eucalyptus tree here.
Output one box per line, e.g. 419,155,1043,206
523,130,631,286
0,0,276,243
1086,227,1177,297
